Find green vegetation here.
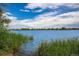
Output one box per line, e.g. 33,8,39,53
0,4,33,56
0,31,33,56
36,38,79,56
0,4,79,56
12,27,79,30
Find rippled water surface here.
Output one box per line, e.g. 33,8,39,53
15,30,79,55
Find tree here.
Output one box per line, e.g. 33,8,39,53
0,4,11,33
0,4,33,56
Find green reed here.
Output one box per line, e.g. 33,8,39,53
36,38,79,56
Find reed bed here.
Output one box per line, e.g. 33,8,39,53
36,38,79,56
0,31,33,56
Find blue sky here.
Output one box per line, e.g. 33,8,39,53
6,3,35,20
6,3,52,20
5,3,79,20
3,3,79,29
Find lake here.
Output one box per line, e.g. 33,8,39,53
15,30,79,55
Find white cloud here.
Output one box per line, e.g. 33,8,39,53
24,3,63,9
35,11,58,19
2,12,13,16
21,3,58,12
6,3,79,29
25,3,48,9
33,9,43,12
20,3,79,13
34,11,79,24
9,11,79,29
20,9,30,12
2,12,17,21
25,3,79,10
7,16,17,20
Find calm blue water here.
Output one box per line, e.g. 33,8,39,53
15,30,79,55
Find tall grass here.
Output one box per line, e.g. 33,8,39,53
0,31,33,56
36,38,79,56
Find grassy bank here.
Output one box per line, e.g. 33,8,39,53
36,38,79,56
0,31,33,56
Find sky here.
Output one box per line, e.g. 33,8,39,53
2,3,79,29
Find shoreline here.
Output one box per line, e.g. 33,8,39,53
10,29,79,30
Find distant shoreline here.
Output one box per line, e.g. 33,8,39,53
10,28,79,30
